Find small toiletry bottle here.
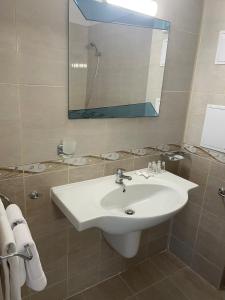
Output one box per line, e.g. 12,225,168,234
161,161,166,172
148,162,152,173
152,161,157,173
157,160,162,173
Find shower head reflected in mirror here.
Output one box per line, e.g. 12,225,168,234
87,42,102,57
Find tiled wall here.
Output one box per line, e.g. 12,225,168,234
184,0,225,146
0,0,204,299
0,149,179,300
173,0,225,288
169,149,225,288
0,0,203,166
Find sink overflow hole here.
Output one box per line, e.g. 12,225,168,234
125,209,135,215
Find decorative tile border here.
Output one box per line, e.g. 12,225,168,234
5,142,225,180
183,144,225,163
0,144,182,180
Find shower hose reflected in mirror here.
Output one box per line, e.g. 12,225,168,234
86,42,101,108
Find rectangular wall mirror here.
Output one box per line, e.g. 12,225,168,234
68,0,170,119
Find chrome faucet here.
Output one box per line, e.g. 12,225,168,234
115,168,132,192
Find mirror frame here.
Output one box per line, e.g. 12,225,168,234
68,0,170,119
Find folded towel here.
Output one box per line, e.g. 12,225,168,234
0,201,6,217
0,211,21,300
13,223,47,292
5,204,26,287
135,170,153,179
6,205,26,229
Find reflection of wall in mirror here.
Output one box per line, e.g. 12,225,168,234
146,30,168,113
86,23,153,109
69,23,88,110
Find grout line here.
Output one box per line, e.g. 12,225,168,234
65,273,121,300
191,159,212,262
131,265,190,299
119,274,136,296
167,218,174,250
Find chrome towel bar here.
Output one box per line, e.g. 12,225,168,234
0,244,33,263
0,193,33,263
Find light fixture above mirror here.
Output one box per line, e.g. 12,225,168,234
106,0,158,17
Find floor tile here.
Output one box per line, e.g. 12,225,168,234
120,260,165,293
82,276,132,300
171,268,225,300
136,278,189,300
150,251,185,276
67,294,85,300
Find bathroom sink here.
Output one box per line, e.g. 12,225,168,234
101,184,182,212
51,170,197,257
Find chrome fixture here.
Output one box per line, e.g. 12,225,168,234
125,209,135,215
57,144,65,156
161,151,187,161
0,244,33,263
85,42,101,107
87,42,101,57
29,191,40,200
57,143,73,156
0,194,34,263
218,187,225,198
115,168,132,192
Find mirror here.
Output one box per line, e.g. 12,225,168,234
69,0,170,119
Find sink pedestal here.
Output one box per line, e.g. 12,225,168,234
103,231,142,258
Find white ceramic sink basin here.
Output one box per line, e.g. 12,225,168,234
51,170,197,257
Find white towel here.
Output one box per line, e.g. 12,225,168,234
0,274,4,300
13,223,47,292
6,204,26,287
0,201,6,217
6,205,26,229
0,213,21,300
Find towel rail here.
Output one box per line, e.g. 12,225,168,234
0,244,33,263
0,193,33,263
0,193,12,208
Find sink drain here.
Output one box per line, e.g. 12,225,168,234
125,209,135,215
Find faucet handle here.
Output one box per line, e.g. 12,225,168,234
116,168,125,175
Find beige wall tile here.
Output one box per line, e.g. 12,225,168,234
0,0,210,296
0,84,22,166
69,163,104,183
184,0,225,147
104,159,134,176
172,202,200,248
16,0,67,50
0,121,22,167
0,0,16,49
0,0,203,165
64,119,108,157
24,170,69,241
20,85,67,163
17,45,67,86
0,177,25,212
24,170,68,218
35,230,67,269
